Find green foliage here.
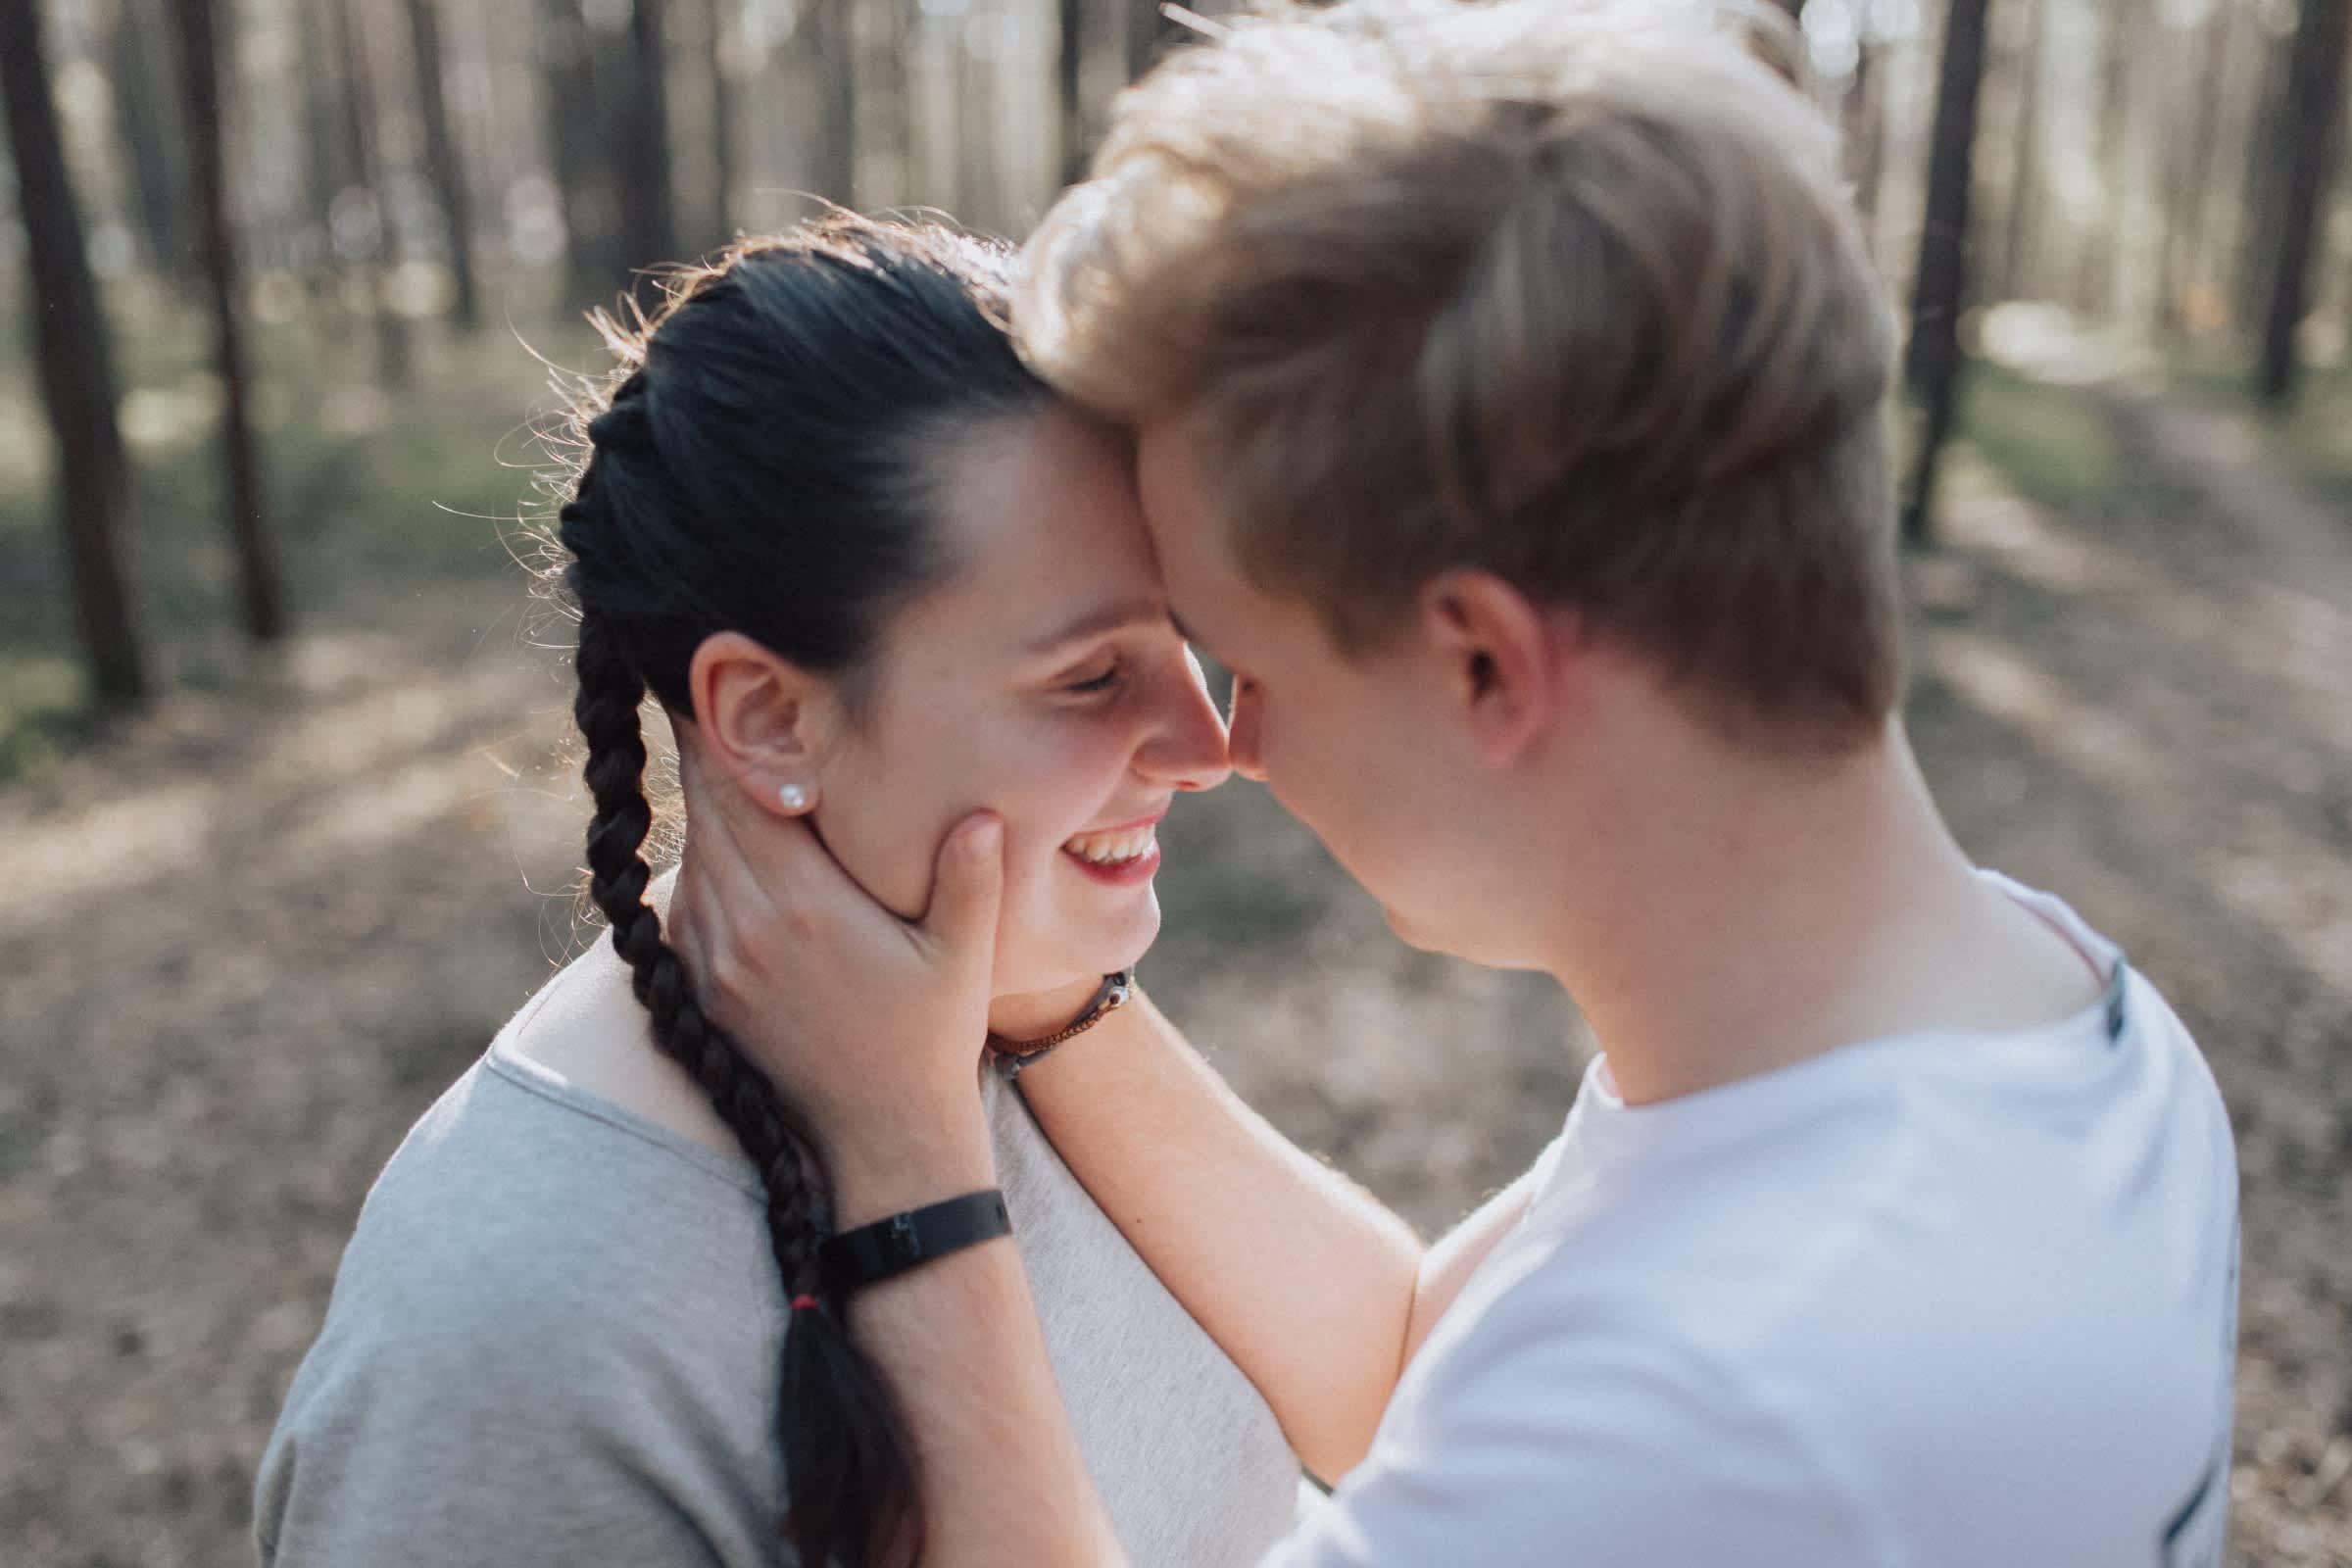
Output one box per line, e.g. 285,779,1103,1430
1954,361,2119,517
2169,342,2352,505
0,288,600,780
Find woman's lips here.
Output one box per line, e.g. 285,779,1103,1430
1060,814,1163,887
1060,837,1161,887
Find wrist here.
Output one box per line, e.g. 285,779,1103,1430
1000,996,1148,1093
819,1094,1000,1230
986,974,1108,1041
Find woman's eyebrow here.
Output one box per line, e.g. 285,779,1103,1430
1023,597,1171,657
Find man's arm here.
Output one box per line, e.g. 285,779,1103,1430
1013,1000,1547,1478
1010,996,1421,1479
1405,1162,1540,1361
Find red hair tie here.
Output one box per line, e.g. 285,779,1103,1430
790,1294,821,1313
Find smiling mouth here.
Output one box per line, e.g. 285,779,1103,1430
1061,820,1158,868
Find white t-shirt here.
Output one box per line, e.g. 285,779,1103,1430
1277,876,2239,1568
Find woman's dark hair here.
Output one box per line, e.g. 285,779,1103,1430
555,217,1052,1566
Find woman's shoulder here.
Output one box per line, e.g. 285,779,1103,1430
262,1031,787,1568
491,925,750,1166
327,982,775,1359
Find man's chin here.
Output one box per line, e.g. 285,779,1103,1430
1381,904,1541,972
1379,902,1437,953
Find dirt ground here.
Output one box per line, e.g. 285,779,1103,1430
2,390,2346,1566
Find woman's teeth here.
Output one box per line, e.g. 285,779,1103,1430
1062,822,1157,866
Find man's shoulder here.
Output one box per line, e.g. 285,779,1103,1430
1349,980,2240,1563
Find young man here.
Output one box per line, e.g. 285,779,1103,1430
666,1,2240,1561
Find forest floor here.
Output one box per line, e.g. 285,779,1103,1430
1,384,2347,1566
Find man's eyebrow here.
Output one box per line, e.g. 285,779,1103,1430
1023,597,1172,657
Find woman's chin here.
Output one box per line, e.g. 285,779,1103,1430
993,901,1159,1018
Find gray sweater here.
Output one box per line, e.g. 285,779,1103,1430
257,1019,1301,1567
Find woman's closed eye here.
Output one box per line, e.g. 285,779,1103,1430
1062,659,1125,696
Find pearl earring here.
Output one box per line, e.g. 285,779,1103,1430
778,782,811,813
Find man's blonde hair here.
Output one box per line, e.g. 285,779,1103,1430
1019,0,1900,750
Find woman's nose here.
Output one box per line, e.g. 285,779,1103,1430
1135,649,1234,793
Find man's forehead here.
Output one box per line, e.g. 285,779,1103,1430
1132,421,1231,570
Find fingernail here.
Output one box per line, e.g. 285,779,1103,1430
967,819,1003,858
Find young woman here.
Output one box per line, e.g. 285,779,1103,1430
254,219,1316,1568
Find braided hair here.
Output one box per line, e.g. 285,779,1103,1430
555,218,1052,1566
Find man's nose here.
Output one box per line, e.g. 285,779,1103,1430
1225,677,1266,784
1138,652,1235,792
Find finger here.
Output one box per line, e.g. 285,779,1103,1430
680,769,826,915
917,810,1004,962
678,762,924,958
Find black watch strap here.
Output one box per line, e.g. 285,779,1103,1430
816,1189,1012,1297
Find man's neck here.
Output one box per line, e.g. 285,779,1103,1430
1543,721,2100,1107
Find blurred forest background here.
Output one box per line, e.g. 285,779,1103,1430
2,0,2350,1564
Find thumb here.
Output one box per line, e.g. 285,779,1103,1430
918,810,1004,961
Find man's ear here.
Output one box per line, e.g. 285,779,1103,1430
684,631,831,817
1416,569,1575,767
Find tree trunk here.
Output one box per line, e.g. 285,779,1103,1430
328,0,410,382
2233,26,2296,330
625,0,679,275
540,0,628,310
403,0,479,330
954,16,998,225
2257,0,2351,403
808,0,857,205
1127,0,1186,80
2075,0,2134,315
106,0,191,278
1997,0,2044,301
861,0,912,212
1903,0,1996,547
1058,0,1086,184
706,0,737,237
294,0,346,298
2165,0,2239,332
1842,41,1886,247
171,0,287,642
0,0,147,704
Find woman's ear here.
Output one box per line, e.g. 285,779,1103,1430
685,631,832,817
1416,569,1577,768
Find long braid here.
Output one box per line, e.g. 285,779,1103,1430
568,475,919,1564
547,221,1048,1566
